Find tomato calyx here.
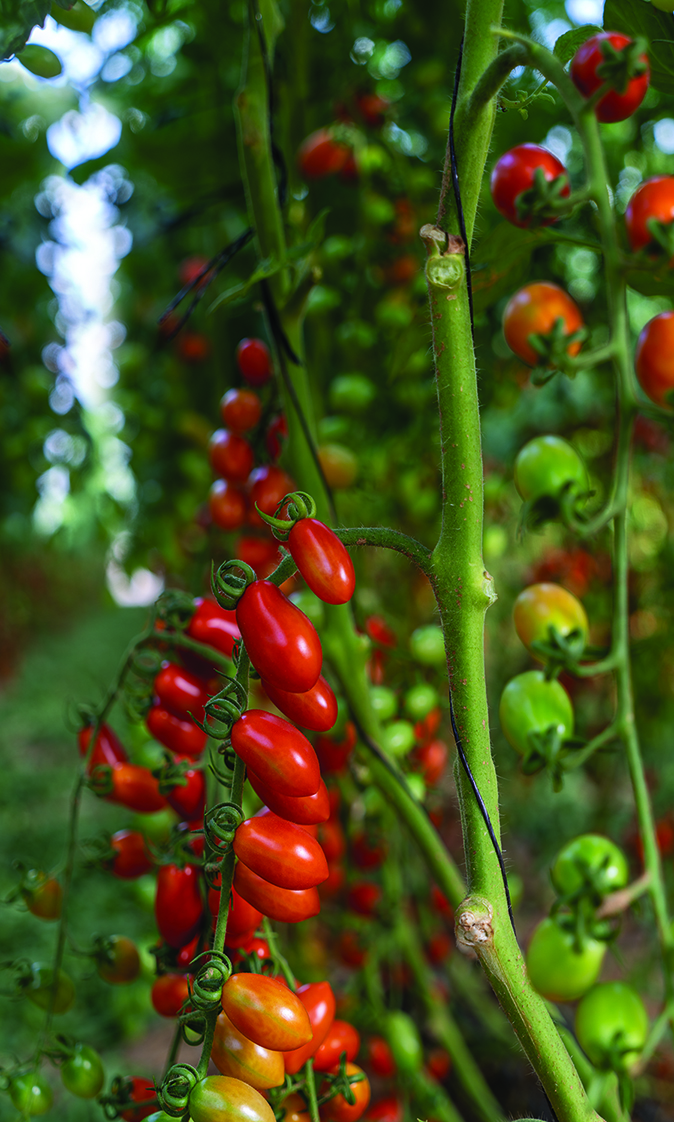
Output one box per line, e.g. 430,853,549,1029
525,317,588,381
593,35,648,97
193,676,248,742
548,903,616,954
316,1053,367,1109
255,488,318,539
157,1061,200,1116
529,621,591,674
211,558,258,609
514,165,571,226
100,1074,159,1119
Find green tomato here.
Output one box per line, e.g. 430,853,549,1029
403,683,439,722
406,773,426,801
132,806,179,844
386,1010,423,1072
24,963,75,1013
551,834,629,899
575,982,648,1071
133,738,166,770
499,671,574,756
323,235,354,261
513,583,589,656
380,720,416,758
50,0,96,33
329,373,376,414
317,415,351,444
133,874,157,913
526,917,606,1002
514,435,588,505
306,285,341,315
289,588,325,629
61,1043,105,1098
370,685,398,721
10,1073,53,1115
409,626,445,666
17,45,62,78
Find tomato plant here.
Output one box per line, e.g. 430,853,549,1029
221,973,313,1051
570,33,649,123
490,144,569,227
503,283,583,366
574,982,648,1071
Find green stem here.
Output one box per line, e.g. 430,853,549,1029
333,527,433,575
262,917,296,989
304,1059,320,1122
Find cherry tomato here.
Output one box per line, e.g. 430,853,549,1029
387,1012,422,1073
237,581,322,693
281,1092,311,1122
403,683,438,722
570,33,649,123
231,710,320,796
187,598,241,659
320,1063,371,1122
221,972,313,1051
146,704,207,758
364,1098,403,1122
514,435,588,506
551,834,629,898
109,829,153,879
315,721,357,773
513,583,589,655
155,863,203,948
237,535,281,577
175,933,200,969
499,670,574,757
320,862,345,899
575,982,648,1070
356,92,389,126
314,1020,361,1072
61,1043,105,1098
318,443,358,488
414,706,442,744
287,519,355,605
348,881,381,916
120,1076,159,1121
177,331,211,362
503,283,583,366
298,129,351,178
412,739,448,786
229,936,271,965
97,935,141,984
190,1075,276,1122
625,176,674,253
409,625,445,665
351,832,386,869
431,885,453,918
154,662,209,722
234,810,329,889
284,981,336,1074
526,917,606,1001
248,465,296,527
211,1010,285,1089
427,932,453,965
221,388,263,433
635,311,674,407
105,764,167,813
151,972,191,1017
247,770,330,825
337,931,367,968
427,1048,451,1081
318,819,346,863
234,861,321,923
262,675,338,733
490,144,569,227
23,963,75,1013
236,338,272,386
78,722,128,773
210,429,255,483
9,1073,53,1115
210,479,248,531
21,872,62,920
179,254,211,286
368,1037,396,1077
165,761,206,819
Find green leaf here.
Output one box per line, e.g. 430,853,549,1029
0,0,50,60
207,257,282,313
603,0,674,95
625,261,674,297
553,25,603,66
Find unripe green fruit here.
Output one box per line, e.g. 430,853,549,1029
409,625,445,666
370,686,398,721
386,1011,423,1071
403,683,439,721
514,435,587,505
380,719,415,757
329,373,376,414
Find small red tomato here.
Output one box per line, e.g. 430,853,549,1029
284,981,336,1074
318,819,346,863
635,311,674,408
503,282,583,367
320,1063,370,1122
490,144,569,228
221,388,262,433
236,583,322,693
237,338,272,386
155,863,204,948
120,1076,158,1121
234,861,321,924
351,832,386,869
187,598,241,659
356,92,389,127
231,709,320,795
78,723,128,773
427,1047,451,1081
209,429,255,483
154,662,209,722
234,810,329,889
21,873,62,920
414,707,441,744
210,478,248,531
367,1037,396,1077
96,935,141,984
151,972,191,1017
364,1099,402,1122
179,255,211,287
106,764,167,813
337,931,366,968
247,465,295,527
365,616,396,648
287,519,355,605
431,885,453,918
165,761,206,820
247,771,330,825
176,933,201,969
109,830,153,879
571,32,649,123
266,413,288,460
177,332,211,363
427,932,453,965
314,1020,361,1072
625,177,674,254
229,936,271,965
315,721,357,773
319,862,345,899
348,881,381,916
262,675,337,733
298,129,351,179
221,972,313,1051
236,535,281,577
412,739,448,787
146,704,207,759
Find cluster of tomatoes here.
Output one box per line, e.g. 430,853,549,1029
296,91,390,182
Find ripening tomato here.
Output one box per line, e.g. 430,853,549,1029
314,1019,361,1072
337,931,367,968
221,973,313,1051
234,861,321,923
247,465,295,527
96,935,141,984
491,144,569,227
230,936,271,965
570,33,649,123
414,706,441,744
427,1048,451,1081
262,675,338,733
364,1098,403,1122
9,1073,53,1116
190,1075,276,1122
513,583,589,655
155,863,203,948
210,430,255,484
78,722,128,773
348,881,382,916
284,981,336,1074
412,739,448,787
315,722,357,774
368,1037,396,1077
146,704,207,758
210,479,248,531
320,1063,371,1122
625,176,674,253
281,1093,311,1122
351,831,386,869
61,1043,105,1098
526,917,606,1001
109,830,153,879
575,982,648,1071
231,710,320,796
551,834,629,898
237,338,272,387
221,388,262,433
246,771,330,825
120,1076,158,1121
151,972,191,1017
514,435,588,506
298,129,351,178
356,92,389,126
187,598,241,659
499,670,574,757
234,810,329,889
236,535,281,577
154,662,209,722
635,311,674,407
318,819,346,864
164,760,206,819
211,1011,285,1089
177,331,211,363
102,764,167,814
179,254,210,286
237,581,322,693
23,963,75,1013
287,519,355,605
503,283,583,366
21,872,62,920
427,932,453,965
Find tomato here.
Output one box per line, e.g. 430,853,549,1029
209,879,262,934
282,1092,311,1122
635,311,674,407
21,872,62,920
514,435,588,507
236,338,272,386
368,1037,396,1077
175,933,200,969
427,1048,451,1081
317,443,358,489
187,598,241,659
237,580,322,693
230,936,271,965
380,720,415,758
221,388,262,433
234,809,329,889
551,834,629,898
247,465,295,526
109,829,152,879
17,44,62,78
315,721,357,773
570,33,649,123
625,176,674,253
237,535,281,577
221,973,312,1051
120,1076,159,1121
154,662,209,722
210,479,248,531
51,0,96,33
414,706,441,744
266,413,288,460
513,583,589,655
314,1020,360,1072
370,686,397,721
103,764,167,813
23,963,75,1013
499,671,574,757
503,283,583,366
284,981,336,1073
210,429,255,484
163,760,206,819
526,917,606,1001
234,861,321,923
247,770,330,825
287,519,355,605
231,710,320,795
96,935,141,984
320,862,345,898
366,616,397,648
386,1012,422,1073
402,684,437,723
427,932,453,965
318,819,346,864
320,1063,371,1122
211,1010,285,1089
347,880,381,916
146,704,207,758
409,625,445,666
190,1075,276,1122
351,832,385,869
177,332,211,362
298,129,351,178
155,863,203,948
412,739,448,786
262,675,337,734
61,1043,105,1098
575,982,648,1070
364,1098,403,1122
9,1073,53,1115
151,972,190,1017
490,144,569,228
337,931,367,968
356,92,389,126
78,722,128,773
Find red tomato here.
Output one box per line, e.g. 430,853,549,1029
189,1075,276,1122
146,704,207,758
120,1076,157,1121
314,1020,361,1072
365,615,396,648
78,723,128,773
635,311,674,408
364,1099,403,1122
336,931,366,968
177,332,210,363
262,675,337,733
625,177,674,253
221,388,262,433
234,861,321,923
427,1047,451,1081
503,283,583,366
151,972,191,1017
318,819,346,863
155,863,203,948
236,338,272,386
348,881,381,916
247,770,330,825
210,429,255,484
176,933,200,969
266,413,288,461
315,722,357,773
109,829,152,879
211,1010,285,1089
414,707,441,744
298,129,351,178
351,832,386,869
234,810,329,889
236,582,322,693
230,936,271,965
247,465,295,527
165,761,206,819
571,32,649,122
319,862,345,899
231,710,320,795
320,1063,370,1122
356,92,389,127
490,144,569,227
236,535,281,578
284,981,336,1074
412,739,448,786
179,255,211,286
105,764,166,813
96,935,141,984
187,598,241,659
209,880,264,935
367,1037,396,1077
287,520,355,605
154,662,209,722
427,932,453,965
210,479,248,531
221,972,313,1051
431,885,453,918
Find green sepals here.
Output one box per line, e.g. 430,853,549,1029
518,481,592,535
526,317,588,370
153,752,201,796
530,623,588,676
499,85,556,120
255,490,317,539
553,901,617,952
211,558,256,608
316,1052,366,1108
155,589,196,632
514,166,570,226
596,35,648,95
643,215,674,260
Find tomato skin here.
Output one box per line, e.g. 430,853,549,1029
110,829,153,879
187,598,241,659
318,819,346,864
526,917,606,1001
155,863,204,948
503,283,583,366
190,1075,276,1122
221,973,313,1051
315,721,357,773
314,1020,361,1072
248,465,296,527
221,388,263,433
490,144,569,227
209,880,263,936
24,963,75,1013
146,704,207,759
287,520,355,605
551,834,629,897
262,674,338,733
210,429,255,483
412,739,447,787
9,1073,53,1115
635,310,674,407
231,710,320,796
284,981,336,1074
298,129,351,178
364,1098,403,1122
499,670,574,756
120,1077,159,1121
625,176,674,253
234,861,321,923
348,881,381,916
513,582,589,654
234,810,329,889
61,1043,105,1098
22,873,62,920
427,1048,451,1081
210,478,248,531
351,831,385,869
78,722,128,773
320,1063,371,1122
236,338,272,387
151,972,191,1017
368,1037,396,1077
575,982,648,1070
211,1010,285,1089
177,331,210,363
107,764,167,813
97,935,141,984
282,1092,311,1122
247,770,330,825
154,662,209,722
571,32,649,123
237,581,322,693
165,760,206,819
514,435,588,505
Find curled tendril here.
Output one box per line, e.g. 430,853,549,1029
256,490,317,539
158,1063,200,1116
208,743,239,786
190,950,232,1009
205,802,244,847
194,677,248,741
155,589,196,631
130,646,164,681
87,764,115,798
211,559,256,609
